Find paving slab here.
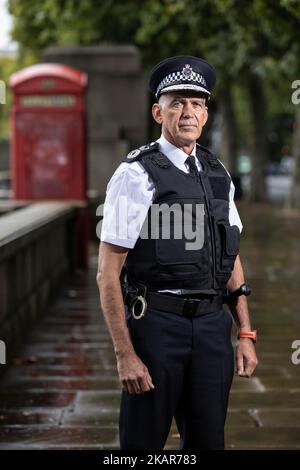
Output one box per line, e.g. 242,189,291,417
0,427,118,449
0,410,62,426
0,392,76,409
226,427,300,450
0,378,120,392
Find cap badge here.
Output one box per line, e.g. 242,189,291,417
182,64,193,79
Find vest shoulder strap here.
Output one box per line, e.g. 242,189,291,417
196,143,225,171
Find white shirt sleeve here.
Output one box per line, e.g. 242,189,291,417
217,159,243,233
100,162,154,249
229,181,243,232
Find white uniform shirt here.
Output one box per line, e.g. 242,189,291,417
100,134,243,249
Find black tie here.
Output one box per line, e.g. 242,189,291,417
185,155,199,176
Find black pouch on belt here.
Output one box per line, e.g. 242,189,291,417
120,268,148,319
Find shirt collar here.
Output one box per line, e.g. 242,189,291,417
156,133,197,168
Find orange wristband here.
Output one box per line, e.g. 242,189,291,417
237,330,257,343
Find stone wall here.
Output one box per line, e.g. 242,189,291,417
42,45,148,198
0,202,78,370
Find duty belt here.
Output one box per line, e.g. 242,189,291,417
144,291,223,318
121,268,251,320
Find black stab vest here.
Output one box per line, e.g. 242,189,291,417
122,143,240,291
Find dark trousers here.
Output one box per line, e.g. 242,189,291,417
119,307,234,450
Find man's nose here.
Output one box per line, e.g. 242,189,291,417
182,101,193,117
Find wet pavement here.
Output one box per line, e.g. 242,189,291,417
0,202,300,449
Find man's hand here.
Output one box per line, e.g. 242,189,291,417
236,339,258,377
117,352,155,394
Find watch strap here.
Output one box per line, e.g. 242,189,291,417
238,330,257,343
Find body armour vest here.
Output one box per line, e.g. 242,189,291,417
122,142,240,291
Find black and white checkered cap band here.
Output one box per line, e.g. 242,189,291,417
156,70,208,97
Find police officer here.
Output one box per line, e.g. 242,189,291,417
97,56,258,450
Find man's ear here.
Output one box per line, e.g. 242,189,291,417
152,103,163,124
202,107,208,127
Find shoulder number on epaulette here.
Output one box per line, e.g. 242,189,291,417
125,142,158,162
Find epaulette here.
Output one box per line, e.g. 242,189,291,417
122,142,159,163
196,143,220,169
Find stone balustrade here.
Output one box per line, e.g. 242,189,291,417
0,202,78,368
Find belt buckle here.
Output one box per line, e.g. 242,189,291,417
182,299,198,318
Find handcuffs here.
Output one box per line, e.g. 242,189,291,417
131,295,147,320
121,271,148,320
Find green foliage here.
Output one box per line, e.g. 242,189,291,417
0,55,17,138
8,0,143,58
0,49,37,139
8,0,300,74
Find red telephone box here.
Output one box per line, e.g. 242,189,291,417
10,63,89,267
10,63,87,200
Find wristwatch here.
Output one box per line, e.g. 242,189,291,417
237,330,257,343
